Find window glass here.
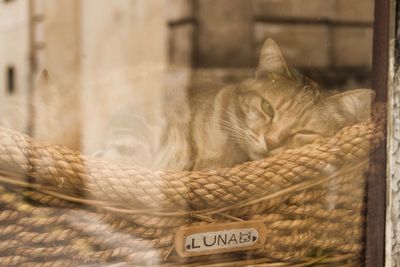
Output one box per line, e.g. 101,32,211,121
0,1,386,266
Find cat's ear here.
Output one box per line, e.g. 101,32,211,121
327,89,376,123
256,39,291,78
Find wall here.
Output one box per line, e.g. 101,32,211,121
0,0,30,133
31,0,81,149
169,0,374,89
385,0,398,265
80,0,169,155
0,0,173,155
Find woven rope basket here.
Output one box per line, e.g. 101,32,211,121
0,106,386,267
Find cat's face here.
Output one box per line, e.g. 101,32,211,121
239,232,252,243
226,39,375,160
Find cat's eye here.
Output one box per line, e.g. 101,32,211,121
261,99,274,118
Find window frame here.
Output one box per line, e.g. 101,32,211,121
366,0,393,266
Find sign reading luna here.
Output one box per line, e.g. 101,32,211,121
174,221,267,257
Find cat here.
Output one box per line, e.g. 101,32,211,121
95,39,375,171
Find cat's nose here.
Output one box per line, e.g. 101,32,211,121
265,136,281,150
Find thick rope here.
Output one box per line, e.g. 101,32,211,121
0,110,384,212
0,107,385,266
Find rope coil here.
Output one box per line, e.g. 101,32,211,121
0,107,386,266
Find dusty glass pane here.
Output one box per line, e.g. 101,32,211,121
0,0,384,266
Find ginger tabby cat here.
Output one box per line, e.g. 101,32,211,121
96,39,375,171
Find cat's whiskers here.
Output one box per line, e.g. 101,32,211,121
220,111,267,152
218,118,259,146
226,117,260,144
220,107,252,133
218,117,250,139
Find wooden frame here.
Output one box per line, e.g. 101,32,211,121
368,0,395,266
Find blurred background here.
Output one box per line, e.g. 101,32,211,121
0,0,374,155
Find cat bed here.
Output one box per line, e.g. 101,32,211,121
0,106,385,266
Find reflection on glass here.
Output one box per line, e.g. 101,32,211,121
0,1,383,266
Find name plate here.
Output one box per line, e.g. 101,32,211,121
174,221,267,257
